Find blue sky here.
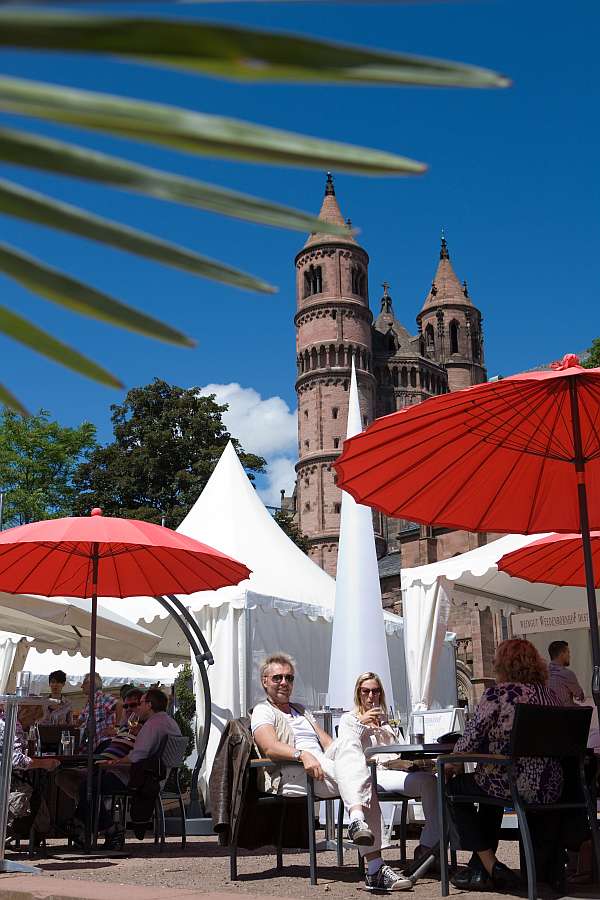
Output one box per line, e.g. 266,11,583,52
1,1,599,502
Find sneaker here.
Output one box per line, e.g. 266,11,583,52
348,819,375,846
365,864,413,892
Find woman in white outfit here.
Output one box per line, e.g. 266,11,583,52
338,672,439,859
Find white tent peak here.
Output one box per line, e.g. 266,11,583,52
177,440,336,608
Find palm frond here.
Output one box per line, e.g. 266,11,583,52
0,76,426,175
0,242,194,346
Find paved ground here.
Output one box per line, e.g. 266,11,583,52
0,835,597,900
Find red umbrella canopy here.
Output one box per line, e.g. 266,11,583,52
0,509,251,598
334,355,600,534
498,532,600,589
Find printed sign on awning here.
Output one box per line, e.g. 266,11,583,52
512,607,597,635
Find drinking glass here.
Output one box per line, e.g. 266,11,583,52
316,692,330,711
15,671,31,697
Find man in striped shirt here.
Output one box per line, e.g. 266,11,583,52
547,640,585,706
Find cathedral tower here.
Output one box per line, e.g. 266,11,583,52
416,234,486,391
294,174,377,575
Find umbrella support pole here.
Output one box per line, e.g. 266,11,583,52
570,382,600,712
84,545,99,853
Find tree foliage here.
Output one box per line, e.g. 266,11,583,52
72,378,265,528
273,508,310,555
0,408,96,527
582,338,600,369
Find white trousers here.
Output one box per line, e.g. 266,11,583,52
277,732,382,855
376,766,439,848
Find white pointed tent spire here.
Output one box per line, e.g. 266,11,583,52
328,360,394,711
177,441,335,608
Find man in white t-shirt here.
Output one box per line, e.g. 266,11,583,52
251,652,411,893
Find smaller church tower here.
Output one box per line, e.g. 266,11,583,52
416,234,486,391
294,174,378,575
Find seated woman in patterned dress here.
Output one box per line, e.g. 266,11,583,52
445,638,561,892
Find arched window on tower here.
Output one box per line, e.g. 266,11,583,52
351,266,366,298
303,265,323,297
425,323,435,351
449,320,460,355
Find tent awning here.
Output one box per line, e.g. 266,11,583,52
401,533,598,612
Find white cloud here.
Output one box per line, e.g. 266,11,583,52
198,382,296,458
258,456,297,508
197,382,297,508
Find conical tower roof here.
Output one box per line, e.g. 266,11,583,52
303,173,358,249
420,233,472,310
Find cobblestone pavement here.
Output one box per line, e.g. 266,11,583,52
2,834,598,900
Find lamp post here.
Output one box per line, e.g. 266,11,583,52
0,491,4,531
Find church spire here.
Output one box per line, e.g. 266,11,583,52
380,281,393,314
421,229,468,310
302,173,358,249
440,227,450,260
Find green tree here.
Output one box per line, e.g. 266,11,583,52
582,338,600,369
72,378,265,528
0,408,96,527
273,508,310,555
0,7,508,411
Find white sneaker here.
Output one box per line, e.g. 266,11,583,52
365,864,413,892
348,818,375,846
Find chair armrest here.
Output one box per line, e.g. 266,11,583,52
250,758,303,768
437,753,511,766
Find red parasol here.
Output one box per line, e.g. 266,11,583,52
498,532,600,589
0,507,250,849
335,354,600,707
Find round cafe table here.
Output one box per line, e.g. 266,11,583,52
0,694,47,874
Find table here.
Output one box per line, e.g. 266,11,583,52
365,742,456,762
0,694,47,875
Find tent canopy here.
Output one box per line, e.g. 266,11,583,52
0,590,163,663
138,442,407,658
400,533,598,612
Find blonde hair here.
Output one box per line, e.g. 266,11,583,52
259,652,296,685
494,639,548,686
353,672,386,714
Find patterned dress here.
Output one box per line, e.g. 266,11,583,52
454,682,563,804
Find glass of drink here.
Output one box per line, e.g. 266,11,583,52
60,730,71,755
15,671,31,696
317,692,330,711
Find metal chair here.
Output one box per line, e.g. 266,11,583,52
153,734,189,849
230,758,344,886
94,732,189,850
437,704,600,900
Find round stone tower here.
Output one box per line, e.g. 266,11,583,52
416,234,487,391
294,174,377,575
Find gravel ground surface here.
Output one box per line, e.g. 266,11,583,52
4,834,598,900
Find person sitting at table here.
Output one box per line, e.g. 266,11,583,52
117,687,143,728
0,706,60,840
547,640,585,706
251,652,412,893
444,638,561,892
38,670,73,726
70,688,180,848
77,673,117,749
338,672,439,864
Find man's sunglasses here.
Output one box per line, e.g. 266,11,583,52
269,674,295,684
123,702,139,709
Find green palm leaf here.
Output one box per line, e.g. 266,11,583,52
0,76,425,175
0,179,275,294
0,242,194,347
0,127,349,236
0,383,27,416
0,12,509,89
0,305,122,388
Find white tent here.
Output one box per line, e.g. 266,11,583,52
140,443,458,797
401,532,600,713
0,591,161,662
